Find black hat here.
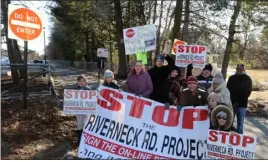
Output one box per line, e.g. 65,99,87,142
169,66,181,75
203,63,213,72
211,104,234,130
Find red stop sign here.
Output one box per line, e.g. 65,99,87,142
126,29,135,38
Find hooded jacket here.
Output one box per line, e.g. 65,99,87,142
210,104,235,132
125,69,153,97
148,55,175,101
227,74,252,108
208,82,233,110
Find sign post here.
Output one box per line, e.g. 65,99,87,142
8,4,43,109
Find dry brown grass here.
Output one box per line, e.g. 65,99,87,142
246,69,268,82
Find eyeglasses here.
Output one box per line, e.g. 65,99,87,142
217,116,227,120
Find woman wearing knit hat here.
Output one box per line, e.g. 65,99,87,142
103,69,120,89
208,71,233,109
210,104,236,132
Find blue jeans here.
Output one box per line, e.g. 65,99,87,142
233,107,247,134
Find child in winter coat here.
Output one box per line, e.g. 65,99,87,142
103,70,120,89
207,92,220,128
74,75,91,146
208,71,233,109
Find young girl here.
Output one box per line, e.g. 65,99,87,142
74,75,90,146
103,70,120,89
207,92,220,128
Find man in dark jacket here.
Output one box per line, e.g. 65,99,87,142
148,54,175,102
227,64,252,134
197,63,213,91
179,76,208,107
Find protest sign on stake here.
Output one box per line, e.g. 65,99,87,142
63,89,97,115
123,24,157,55
205,130,257,160
97,48,109,58
171,39,187,55
175,44,207,69
78,86,210,160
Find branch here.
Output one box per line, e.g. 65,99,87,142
189,23,228,40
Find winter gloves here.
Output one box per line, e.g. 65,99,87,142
164,102,183,112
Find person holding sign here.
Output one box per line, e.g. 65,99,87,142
148,54,175,102
72,75,91,147
103,70,120,89
125,61,153,98
179,76,208,107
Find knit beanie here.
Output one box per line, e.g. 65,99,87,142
186,76,198,84
156,55,165,62
104,70,114,78
203,63,213,72
212,71,224,84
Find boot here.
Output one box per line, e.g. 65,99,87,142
76,130,83,147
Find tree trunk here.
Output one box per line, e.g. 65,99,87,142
160,1,173,50
108,24,113,71
221,0,242,80
147,0,158,67
138,0,146,25
113,0,127,79
170,0,183,42
85,31,90,61
155,0,164,56
2,0,24,84
181,0,190,43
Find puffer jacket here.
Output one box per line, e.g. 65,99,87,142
208,82,233,109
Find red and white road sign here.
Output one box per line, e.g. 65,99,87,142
8,4,43,41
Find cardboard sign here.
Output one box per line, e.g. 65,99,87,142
8,4,43,41
136,51,147,65
63,89,97,115
78,86,210,160
175,44,207,69
171,39,187,55
123,24,157,55
205,130,256,160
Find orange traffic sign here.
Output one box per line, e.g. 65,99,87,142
172,39,187,55
8,5,43,41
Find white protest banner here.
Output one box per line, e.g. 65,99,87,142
78,86,210,160
97,48,109,58
171,39,187,55
63,89,97,115
205,130,256,160
123,24,157,55
175,44,207,69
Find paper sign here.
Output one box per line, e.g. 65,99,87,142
97,48,109,58
63,89,97,115
136,51,147,65
205,130,257,160
175,44,207,69
172,39,187,55
123,24,157,55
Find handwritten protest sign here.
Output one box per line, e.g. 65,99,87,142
63,89,97,115
175,44,207,68
205,130,256,160
136,51,147,65
78,86,210,160
123,24,157,55
97,48,109,58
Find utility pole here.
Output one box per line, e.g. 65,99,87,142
43,27,46,64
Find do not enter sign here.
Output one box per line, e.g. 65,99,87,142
8,4,43,41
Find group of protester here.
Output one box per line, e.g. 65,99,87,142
71,53,252,147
